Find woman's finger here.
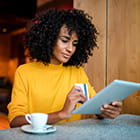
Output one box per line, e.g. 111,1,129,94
112,101,123,107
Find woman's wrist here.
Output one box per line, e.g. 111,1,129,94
58,111,69,120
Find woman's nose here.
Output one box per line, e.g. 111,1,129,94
66,43,73,52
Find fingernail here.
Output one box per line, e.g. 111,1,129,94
112,102,116,105
100,107,104,111
104,104,108,108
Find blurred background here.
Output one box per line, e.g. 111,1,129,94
0,0,140,125
0,0,73,115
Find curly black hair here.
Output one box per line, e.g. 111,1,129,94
24,8,98,66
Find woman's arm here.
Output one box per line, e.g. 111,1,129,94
10,111,66,128
10,86,87,128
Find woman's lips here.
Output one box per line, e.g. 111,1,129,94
62,53,71,58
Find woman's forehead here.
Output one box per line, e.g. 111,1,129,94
59,25,78,39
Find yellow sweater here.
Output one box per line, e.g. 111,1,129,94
8,62,96,123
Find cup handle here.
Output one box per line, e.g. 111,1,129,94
25,114,32,124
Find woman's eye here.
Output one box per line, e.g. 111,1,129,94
73,43,78,47
61,40,68,43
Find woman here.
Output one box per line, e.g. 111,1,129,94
8,8,122,128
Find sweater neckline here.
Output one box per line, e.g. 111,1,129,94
35,62,64,69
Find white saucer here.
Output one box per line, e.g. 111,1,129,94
21,124,56,134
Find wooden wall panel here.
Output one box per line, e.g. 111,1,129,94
74,0,106,92
75,0,140,115
108,0,140,114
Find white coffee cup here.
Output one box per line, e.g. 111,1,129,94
25,113,48,130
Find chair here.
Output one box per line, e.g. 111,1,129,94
0,113,10,129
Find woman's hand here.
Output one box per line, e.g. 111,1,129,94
97,101,122,119
60,86,87,119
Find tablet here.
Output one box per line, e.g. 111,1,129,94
72,80,140,114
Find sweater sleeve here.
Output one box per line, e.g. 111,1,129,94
7,66,28,123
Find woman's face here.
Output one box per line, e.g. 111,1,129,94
50,25,78,65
